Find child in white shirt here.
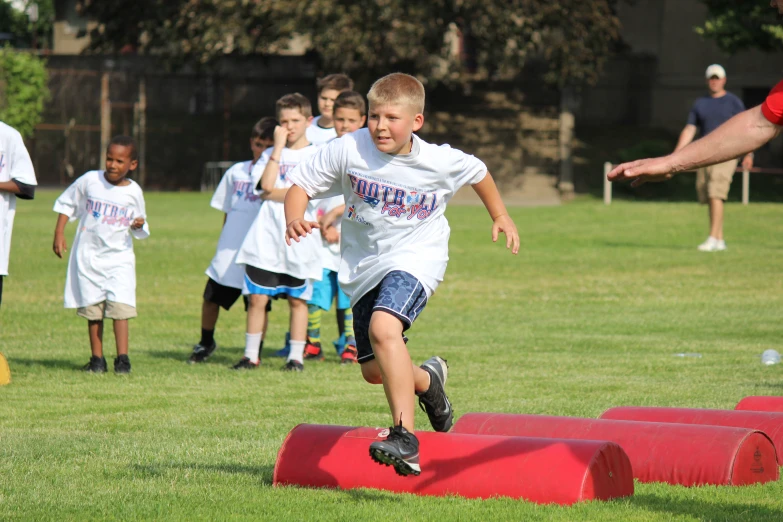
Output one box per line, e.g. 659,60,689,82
53,136,150,374
285,73,519,476
305,74,354,146
189,117,276,364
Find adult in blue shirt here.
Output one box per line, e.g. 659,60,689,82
675,64,752,252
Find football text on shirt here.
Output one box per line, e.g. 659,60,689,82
347,171,438,221
86,197,135,226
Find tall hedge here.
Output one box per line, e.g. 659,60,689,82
0,47,49,138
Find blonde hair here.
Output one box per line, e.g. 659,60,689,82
367,73,425,114
276,93,312,119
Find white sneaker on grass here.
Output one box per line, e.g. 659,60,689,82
697,237,725,252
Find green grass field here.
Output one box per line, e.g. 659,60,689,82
1,191,783,521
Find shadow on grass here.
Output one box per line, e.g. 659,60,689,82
147,345,247,364
132,462,275,485
630,492,780,522
10,358,82,370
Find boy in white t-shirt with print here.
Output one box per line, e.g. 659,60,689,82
303,91,366,364
53,136,150,374
0,121,38,309
234,94,322,371
285,73,519,476
189,117,276,364
305,74,354,146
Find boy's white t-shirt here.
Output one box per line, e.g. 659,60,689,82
53,170,150,308
0,122,37,276
313,195,344,273
306,116,337,146
205,160,262,288
287,128,487,305
236,145,323,281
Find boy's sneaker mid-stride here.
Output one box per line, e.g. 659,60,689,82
231,357,259,370
82,356,107,374
189,342,217,364
417,356,453,432
114,354,132,374
369,423,421,476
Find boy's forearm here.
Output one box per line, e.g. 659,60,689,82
54,213,69,235
284,185,310,223
259,146,284,192
0,181,21,195
471,172,509,220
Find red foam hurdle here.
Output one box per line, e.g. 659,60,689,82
452,413,778,486
274,424,633,504
736,396,783,413
601,407,783,465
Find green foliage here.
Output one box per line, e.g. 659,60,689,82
0,46,49,138
0,0,55,49
77,0,622,88
615,140,673,163
696,0,783,53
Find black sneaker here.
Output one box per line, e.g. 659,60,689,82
281,360,304,372
417,356,453,432
189,342,217,364
231,357,259,370
369,424,421,476
114,355,132,374
82,356,107,374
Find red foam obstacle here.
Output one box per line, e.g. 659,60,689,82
451,413,778,486
736,396,783,413
601,407,783,465
274,424,634,504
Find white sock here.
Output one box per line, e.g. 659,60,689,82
288,340,306,364
244,332,263,363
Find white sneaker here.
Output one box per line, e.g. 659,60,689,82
715,240,727,251
697,237,718,252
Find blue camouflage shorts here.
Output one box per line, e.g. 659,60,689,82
353,270,428,364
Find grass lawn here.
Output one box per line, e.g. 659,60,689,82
1,191,782,521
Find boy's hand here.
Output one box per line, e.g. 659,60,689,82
323,226,340,244
53,234,67,258
285,218,320,245
131,217,145,230
492,214,520,254
273,125,288,149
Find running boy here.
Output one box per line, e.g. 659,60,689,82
0,121,37,308
305,74,354,145
304,91,366,363
53,136,150,374
285,73,519,476
234,94,322,371
189,117,276,364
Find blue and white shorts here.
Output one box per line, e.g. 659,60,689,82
353,270,428,364
242,265,313,301
309,268,351,311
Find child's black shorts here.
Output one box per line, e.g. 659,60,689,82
352,270,428,364
203,278,271,312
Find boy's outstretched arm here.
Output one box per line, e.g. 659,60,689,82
284,184,319,245
471,172,520,254
53,214,70,258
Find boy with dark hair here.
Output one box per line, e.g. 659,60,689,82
53,136,150,374
304,90,367,363
0,121,37,308
189,117,277,363
234,94,322,371
285,73,519,475
306,73,354,145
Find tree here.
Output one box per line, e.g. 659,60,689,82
696,0,783,53
77,0,622,89
0,47,49,138
0,0,55,50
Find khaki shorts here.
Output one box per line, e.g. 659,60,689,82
77,301,137,321
696,159,738,203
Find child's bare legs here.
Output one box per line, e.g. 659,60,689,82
368,312,431,432
113,319,129,356
285,296,308,366
236,294,268,366
361,358,430,390
88,320,104,357
201,300,220,331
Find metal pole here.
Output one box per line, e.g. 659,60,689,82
603,162,612,205
100,72,110,168
742,168,749,205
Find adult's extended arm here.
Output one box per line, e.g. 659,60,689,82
608,106,782,186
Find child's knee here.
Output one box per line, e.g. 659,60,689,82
361,361,382,384
247,294,268,309
288,296,307,310
368,313,403,348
